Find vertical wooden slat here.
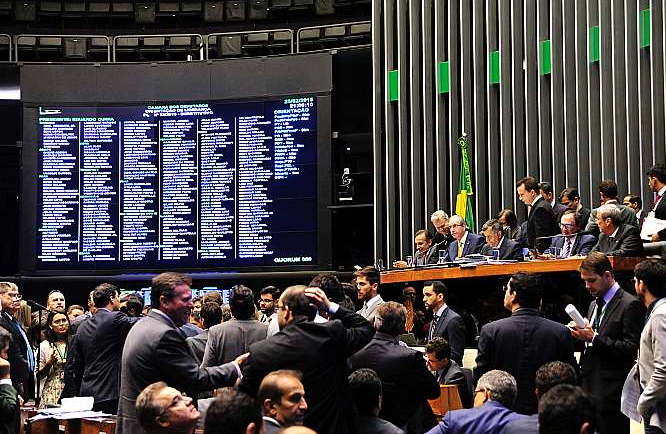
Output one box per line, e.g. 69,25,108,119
499,0,514,209
599,0,615,181
536,0,552,182
372,0,384,261
651,0,666,163
435,0,449,209
575,0,593,206
446,0,459,211
587,0,602,203
472,0,488,225
638,0,653,206
409,0,423,232
397,0,410,255
460,0,474,213
562,0,578,189
511,0,526,219
611,0,628,194
624,0,641,196
422,0,435,221
550,0,565,191
487,0,501,217
383,0,398,263
524,0,540,176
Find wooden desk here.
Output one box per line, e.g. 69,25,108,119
380,257,643,284
428,385,463,419
25,416,116,434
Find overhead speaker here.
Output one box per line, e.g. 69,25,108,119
135,3,156,22
15,1,37,21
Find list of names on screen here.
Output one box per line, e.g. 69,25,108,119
37,98,318,270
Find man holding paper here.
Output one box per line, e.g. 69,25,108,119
642,165,666,241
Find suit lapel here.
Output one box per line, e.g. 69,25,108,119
599,289,623,332
435,307,450,335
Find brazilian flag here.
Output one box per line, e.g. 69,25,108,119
455,135,475,232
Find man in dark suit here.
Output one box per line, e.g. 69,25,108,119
69,283,140,414
0,327,19,434
186,301,222,365
0,282,32,401
570,252,645,434
560,187,592,227
351,302,440,433
446,215,485,260
431,210,455,251
585,179,638,235
424,337,469,408
645,165,666,241
540,182,568,222
426,370,527,434
238,285,374,434
202,285,267,367
549,210,597,257
117,272,245,434
348,368,406,434
480,219,522,260
474,272,577,415
591,204,643,256
422,281,466,365
516,176,559,253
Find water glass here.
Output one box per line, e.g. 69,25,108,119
375,259,384,271
406,255,414,267
438,250,447,264
491,249,500,261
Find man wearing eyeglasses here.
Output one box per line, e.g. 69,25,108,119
548,210,597,257
136,382,200,434
0,282,33,401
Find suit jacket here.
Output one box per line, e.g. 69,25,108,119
578,207,591,230
69,308,140,405
414,243,440,266
186,330,208,366
262,417,282,434
549,233,597,256
579,287,644,413
425,400,527,434
117,310,240,434
650,195,666,240
481,238,522,260
428,306,466,366
201,319,267,367
591,224,644,256
474,308,577,415
357,415,405,434
586,201,638,235
637,300,666,431
0,383,18,434
0,312,30,399
357,295,385,325
503,413,538,434
447,232,486,260
238,307,374,434
438,360,470,408
350,332,440,433
553,202,568,222
525,197,559,253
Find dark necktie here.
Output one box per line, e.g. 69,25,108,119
429,314,440,340
593,298,605,331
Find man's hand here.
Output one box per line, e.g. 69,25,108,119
304,287,331,312
234,352,250,366
0,357,10,380
393,260,408,268
651,234,661,242
570,322,596,342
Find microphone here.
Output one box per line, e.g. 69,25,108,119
26,300,50,311
565,304,587,328
535,230,596,240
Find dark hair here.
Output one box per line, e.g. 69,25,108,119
354,266,380,286
481,219,503,234
561,209,582,228
598,179,618,199
423,280,448,299
415,229,434,241
348,368,382,415
259,286,280,300
625,194,642,208
92,283,118,308
204,388,262,434
309,274,343,302
425,336,451,360
634,258,666,298
508,272,542,309
539,182,554,195
200,301,223,329
516,176,539,192
375,302,406,336
579,251,613,276
203,291,222,304
281,286,316,319
497,209,518,229
560,187,580,203
229,285,255,320
125,294,144,317
151,272,192,308
535,362,577,397
45,308,70,342
258,369,303,404
647,165,666,184
539,384,595,434
136,381,168,434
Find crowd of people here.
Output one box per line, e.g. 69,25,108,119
0,166,665,434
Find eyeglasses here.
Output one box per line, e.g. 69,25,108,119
259,298,273,304
448,224,463,229
158,392,188,419
559,223,574,229
5,293,21,300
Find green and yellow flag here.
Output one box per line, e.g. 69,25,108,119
455,135,475,232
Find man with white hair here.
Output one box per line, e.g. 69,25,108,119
590,204,643,256
446,215,485,261
425,370,526,434
431,210,454,249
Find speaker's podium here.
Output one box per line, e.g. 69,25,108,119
428,385,463,419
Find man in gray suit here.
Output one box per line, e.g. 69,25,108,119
591,204,643,257
202,285,268,367
117,272,247,434
355,266,384,324
634,258,666,434
186,301,222,365
586,179,638,235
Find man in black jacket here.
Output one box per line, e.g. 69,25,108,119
0,282,32,401
591,204,643,256
474,272,577,415
238,285,374,434
68,283,140,413
424,337,469,408
480,219,522,260
0,327,18,434
351,302,440,433
516,176,559,253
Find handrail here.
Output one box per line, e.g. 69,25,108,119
296,20,370,52
14,34,111,62
112,33,204,62
205,28,294,59
0,34,11,61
